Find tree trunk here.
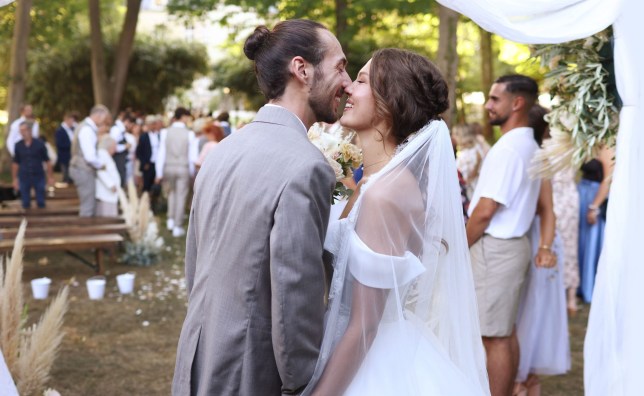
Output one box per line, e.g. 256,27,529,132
334,0,348,53
6,0,33,140
479,27,494,142
89,0,110,107
436,5,459,128
109,0,142,113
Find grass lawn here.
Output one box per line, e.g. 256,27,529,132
20,222,588,395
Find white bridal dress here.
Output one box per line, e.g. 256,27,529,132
436,1,643,394
302,121,489,395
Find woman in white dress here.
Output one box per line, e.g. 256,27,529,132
303,49,489,396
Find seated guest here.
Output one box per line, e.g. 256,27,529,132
12,121,53,209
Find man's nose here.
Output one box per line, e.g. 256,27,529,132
342,71,352,88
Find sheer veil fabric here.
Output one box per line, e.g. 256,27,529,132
303,120,489,395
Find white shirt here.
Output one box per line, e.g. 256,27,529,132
61,122,74,141
125,132,137,161
7,116,40,157
468,127,540,239
109,119,128,153
155,122,198,179
149,131,160,163
77,118,104,169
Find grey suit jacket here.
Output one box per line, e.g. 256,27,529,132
172,106,335,396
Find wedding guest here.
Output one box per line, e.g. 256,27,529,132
55,112,78,183
578,145,613,303
110,111,136,188
192,117,210,153
95,136,121,217
11,121,54,209
7,104,40,157
195,122,224,170
70,105,111,217
155,107,197,237
453,123,490,199
514,104,570,396
136,115,161,193
216,111,232,137
466,74,541,396
124,121,139,186
531,105,581,314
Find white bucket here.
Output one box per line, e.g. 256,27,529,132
86,276,106,300
116,272,135,294
31,277,51,299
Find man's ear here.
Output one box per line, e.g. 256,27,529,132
511,95,525,112
289,56,311,86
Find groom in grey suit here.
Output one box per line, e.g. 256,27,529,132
172,19,351,395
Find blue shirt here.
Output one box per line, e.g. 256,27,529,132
13,139,49,178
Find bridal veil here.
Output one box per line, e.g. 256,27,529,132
304,120,489,395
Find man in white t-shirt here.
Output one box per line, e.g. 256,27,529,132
466,74,541,396
7,104,40,157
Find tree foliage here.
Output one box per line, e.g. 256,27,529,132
0,0,120,110
27,36,208,136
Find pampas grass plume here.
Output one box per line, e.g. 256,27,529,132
0,220,27,373
16,286,69,396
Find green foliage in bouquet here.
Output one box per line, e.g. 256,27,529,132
531,28,620,175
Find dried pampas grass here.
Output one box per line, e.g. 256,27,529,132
0,220,69,396
119,180,152,242
15,287,69,396
0,220,27,373
529,128,577,178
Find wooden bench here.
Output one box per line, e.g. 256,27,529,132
0,216,124,228
2,198,80,209
0,207,80,217
0,234,124,274
0,223,129,239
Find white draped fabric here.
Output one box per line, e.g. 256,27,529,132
437,0,642,394
0,349,18,396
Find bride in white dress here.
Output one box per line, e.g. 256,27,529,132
302,49,489,395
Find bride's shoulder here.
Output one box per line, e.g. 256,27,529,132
362,169,423,213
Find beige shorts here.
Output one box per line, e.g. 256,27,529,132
470,234,531,337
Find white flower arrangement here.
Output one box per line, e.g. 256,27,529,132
530,28,619,177
308,122,362,201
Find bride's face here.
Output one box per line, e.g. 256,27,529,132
340,60,376,132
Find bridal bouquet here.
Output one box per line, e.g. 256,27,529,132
308,122,362,202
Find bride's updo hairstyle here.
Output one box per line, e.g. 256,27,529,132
370,48,449,145
244,19,328,100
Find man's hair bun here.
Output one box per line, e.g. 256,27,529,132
244,26,271,61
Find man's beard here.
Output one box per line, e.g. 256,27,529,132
309,69,338,124
489,113,508,126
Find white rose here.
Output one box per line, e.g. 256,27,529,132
328,158,344,181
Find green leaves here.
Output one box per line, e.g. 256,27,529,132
27,36,209,135
533,28,619,167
